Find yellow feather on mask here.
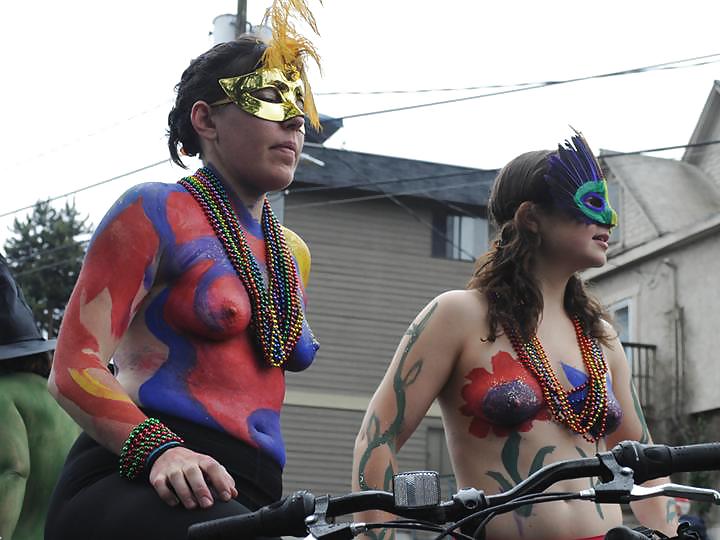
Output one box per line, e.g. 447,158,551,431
261,0,322,129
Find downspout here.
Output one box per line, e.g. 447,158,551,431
662,258,684,418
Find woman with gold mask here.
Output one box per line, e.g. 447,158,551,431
45,2,321,539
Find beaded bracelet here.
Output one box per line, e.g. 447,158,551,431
119,418,184,480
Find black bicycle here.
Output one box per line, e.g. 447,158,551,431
187,440,720,540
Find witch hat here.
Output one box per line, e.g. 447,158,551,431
0,257,56,360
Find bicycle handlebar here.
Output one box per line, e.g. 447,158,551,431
187,440,720,539
611,440,720,484
186,490,316,539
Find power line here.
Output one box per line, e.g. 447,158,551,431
318,81,541,96
5,239,90,263
288,178,484,209
290,140,720,197
601,139,720,158
290,168,487,194
3,139,720,222
0,160,170,220
9,102,172,170
287,140,720,209
10,136,720,267
4,172,488,265
14,260,81,279
12,53,714,173
317,53,720,98
331,151,478,260
334,53,720,121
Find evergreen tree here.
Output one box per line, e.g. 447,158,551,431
3,200,92,337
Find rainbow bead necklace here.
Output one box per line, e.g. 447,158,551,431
179,167,303,368
505,318,609,442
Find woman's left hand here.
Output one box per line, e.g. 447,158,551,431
148,446,239,509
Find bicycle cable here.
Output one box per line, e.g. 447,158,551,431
435,491,581,540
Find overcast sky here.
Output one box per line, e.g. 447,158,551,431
1,0,719,247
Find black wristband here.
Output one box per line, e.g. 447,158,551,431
144,441,184,477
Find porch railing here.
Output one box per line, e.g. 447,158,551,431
621,341,656,415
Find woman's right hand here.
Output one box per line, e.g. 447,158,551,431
148,446,238,509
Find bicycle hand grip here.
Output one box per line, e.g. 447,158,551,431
187,491,315,539
611,440,720,484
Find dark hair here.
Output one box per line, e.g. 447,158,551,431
167,35,267,168
0,351,52,378
468,150,613,344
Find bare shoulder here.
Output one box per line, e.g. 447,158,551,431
426,289,489,332
599,318,619,337
598,319,626,368
438,288,487,312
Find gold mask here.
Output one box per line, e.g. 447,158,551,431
213,66,306,129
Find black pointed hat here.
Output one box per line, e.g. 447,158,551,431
0,257,56,360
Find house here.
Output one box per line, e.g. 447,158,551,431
585,80,720,446
278,138,498,497
277,78,720,505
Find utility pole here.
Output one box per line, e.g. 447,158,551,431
236,0,247,38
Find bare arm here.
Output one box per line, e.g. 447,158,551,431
603,329,678,536
48,186,236,509
352,292,469,538
0,399,29,540
48,189,161,452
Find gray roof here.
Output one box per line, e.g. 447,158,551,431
602,152,720,235
294,144,497,207
683,80,720,163
305,114,343,144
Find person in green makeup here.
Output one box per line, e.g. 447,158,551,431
0,256,80,540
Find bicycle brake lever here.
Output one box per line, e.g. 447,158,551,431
582,452,637,503
305,495,363,540
580,483,720,506
628,483,720,504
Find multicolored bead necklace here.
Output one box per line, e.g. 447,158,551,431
179,167,303,368
504,317,609,442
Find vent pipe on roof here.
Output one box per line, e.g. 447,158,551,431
212,14,237,45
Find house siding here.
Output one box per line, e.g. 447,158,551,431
605,173,659,251
284,191,476,397
588,232,720,428
282,404,444,497
279,189,478,498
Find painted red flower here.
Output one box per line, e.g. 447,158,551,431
460,351,550,439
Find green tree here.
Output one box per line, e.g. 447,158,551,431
3,199,92,337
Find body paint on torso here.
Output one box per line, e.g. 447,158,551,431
459,353,622,439
54,182,318,467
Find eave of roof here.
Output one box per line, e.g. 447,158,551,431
294,144,497,206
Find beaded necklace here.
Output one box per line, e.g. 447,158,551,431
179,167,303,368
504,318,609,442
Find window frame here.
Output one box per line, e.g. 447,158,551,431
431,209,488,262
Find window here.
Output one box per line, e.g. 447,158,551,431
432,212,488,261
613,304,630,342
609,299,634,366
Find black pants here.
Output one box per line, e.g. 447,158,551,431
45,410,282,540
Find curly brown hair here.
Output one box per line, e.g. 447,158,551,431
467,150,613,344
